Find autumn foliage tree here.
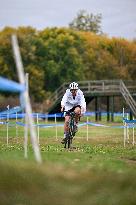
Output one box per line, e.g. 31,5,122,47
0,26,136,103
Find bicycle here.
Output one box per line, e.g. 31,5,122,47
62,111,77,149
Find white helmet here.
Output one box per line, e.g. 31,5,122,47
69,82,78,90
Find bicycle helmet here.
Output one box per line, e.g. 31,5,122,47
69,82,78,90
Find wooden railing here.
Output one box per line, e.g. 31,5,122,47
49,80,136,105
120,80,136,117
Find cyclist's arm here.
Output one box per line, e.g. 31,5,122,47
61,105,65,112
80,92,86,114
61,92,67,112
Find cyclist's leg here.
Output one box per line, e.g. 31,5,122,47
74,106,81,122
64,115,70,133
74,106,81,131
61,115,70,144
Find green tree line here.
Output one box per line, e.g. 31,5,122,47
0,26,136,102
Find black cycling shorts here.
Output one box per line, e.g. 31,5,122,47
65,105,81,116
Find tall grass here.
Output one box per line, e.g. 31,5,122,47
0,116,136,205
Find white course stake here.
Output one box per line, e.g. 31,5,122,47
123,108,126,147
132,116,135,146
24,73,29,157
86,116,89,141
16,112,18,142
127,113,129,143
6,105,9,146
24,113,28,159
55,114,58,140
37,113,40,143
11,35,42,164
124,121,127,147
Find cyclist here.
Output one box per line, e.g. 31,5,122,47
61,82,86,144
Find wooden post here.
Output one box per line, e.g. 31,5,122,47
98,97,101,121
107,96,110,122
95,96,98,121
130,110,133,120
111,96,114,122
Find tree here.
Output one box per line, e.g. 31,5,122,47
69,10,102,34
0,26,46,101
0,27,17,80
38,28,85,91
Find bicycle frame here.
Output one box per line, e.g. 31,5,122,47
63,111,76,149
68,112,76,138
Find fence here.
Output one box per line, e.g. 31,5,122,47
0,112,135,149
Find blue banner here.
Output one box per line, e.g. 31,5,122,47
0,77,25,93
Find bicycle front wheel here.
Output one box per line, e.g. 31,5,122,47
64,132,72,149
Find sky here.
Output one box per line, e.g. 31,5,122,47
0,0,136,40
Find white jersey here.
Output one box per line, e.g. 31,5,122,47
61,89,86,113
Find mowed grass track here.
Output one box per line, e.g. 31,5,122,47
0,118,136,205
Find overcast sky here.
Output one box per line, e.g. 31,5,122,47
0,0,136,40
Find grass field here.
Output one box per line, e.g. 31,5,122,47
0,116,136,205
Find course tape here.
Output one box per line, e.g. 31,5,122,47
123,118,136,123
0,112,125,119
87,122,109,127
16,122,64,128
0,106,22,115
0,121,136,129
